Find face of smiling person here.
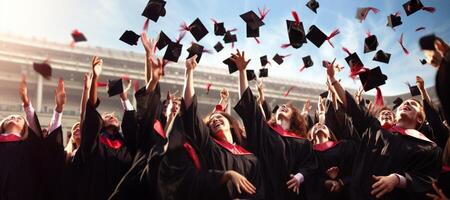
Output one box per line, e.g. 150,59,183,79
396,99,424,126
2,115,26,133
378,109,395,126
102,113,119,128
208,113,231,134
72,124,81,144
309,123,331,143
276,104,293,121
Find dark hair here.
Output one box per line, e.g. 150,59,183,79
306,123,338,144
268,102,307,138
204,111,245,146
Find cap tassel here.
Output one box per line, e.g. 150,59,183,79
299,66,307,72
374,87,384,108
179,22,190,32
281,43,291,49
326,28,340,48
342,47,352,56
398,33,409,55
202,49,213,54
422,7,436,13
366,30,371,37
368,7,380,14
291,11,300,25
415,27,426,32
97,82,108,87
284,86,295,97
206,83,212,94
176,32,186,44
349,66,369,80
258,6,270,21
360,7,379,22
254,37,260,44
143,19,150,32
394,12,401,17
210,18,219,25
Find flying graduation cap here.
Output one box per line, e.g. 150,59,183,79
259,68,268,78
186,43,205,63
342,47,366,79
359,67,387,91
156,31,172,50
142,0,167,22
211,19,226,36
387,13,403,29
402,0,435,16
223,57,238,74
282,11,307,49
299,55,314,72
240,7,269,43
306,0,319,13
273,54,290,65
246,70,257,81
33,61,52,80
306,25,340,48
107,78,125,97
373,50,391,64
364,32,378,53
356,7,380,22
180,18,209,42
214,42,224,52
119,30,140,46
70,29,87,47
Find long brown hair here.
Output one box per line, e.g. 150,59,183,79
268,102,308,138
204,111,245,146
0,114,29,140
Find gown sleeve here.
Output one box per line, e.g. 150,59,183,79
261,100,272,120
436,52,450,120
343,91,379,138
121,109,138,156
79,99,102,160
423,100,449,149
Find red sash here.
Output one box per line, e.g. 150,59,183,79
212,138,253,155
99,134,123,149
0,133,22,143
442,165,450,173
183,142,202,171
268,123,304,139
153,119,166,139
385,125,434,143
313,141,341,151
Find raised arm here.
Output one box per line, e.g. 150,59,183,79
183,55,198,108
89,56,103,107
48,78,66,135
120,79,138,155
19,75,41,136
416,76,432,107
80,73,92,120
231,49,251,99
141,32,157,85
218,88,230,112
326,61,347,109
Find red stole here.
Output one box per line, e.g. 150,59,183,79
442,165,450,173
268,123,304,139
313,141,341,151
99,134,123,149
0,133,22,143
183,142,202,171
383,125,434,143
153,119,166,139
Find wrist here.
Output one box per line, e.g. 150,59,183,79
55,105,64,113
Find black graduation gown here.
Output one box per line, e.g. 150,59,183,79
41,126,66,200
0,114,43,200
74,99,135,200
342,91,442,200
235,88,318,200
436,51,450,120
423,100,449,149
181,94,265,200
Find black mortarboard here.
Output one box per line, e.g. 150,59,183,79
259,68,268,78
286,20,307,49
186,43,204,63
119,30,140,46
246,70,256,81
344,51,364,69
272,105,280,113
142,0,167,22
420,59,427,65
364,35,378,53
214,42,224,52
214,22,226,36
107,78,124,97
71,30,87,42
320,91,329,98
246,25,260,37
306,25,327,48
393,97,403,110
33,62,52,80
223,57,238,74
163,42,183,62
365,99,371,105
359,66,387,91
372,50,391,64
187,18,209,42
419,34,436,50
306,0,319,13
409,85,420,96
403,0,424,16
260,55,268,67
156,31,172,50
273,54,284,65
387,14,402,28
240,11,265,30
302,55,314,68
223,31,237,43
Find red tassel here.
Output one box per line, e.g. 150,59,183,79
299,66,307,72
210,18,218,24
281,43,291,49
282,54,292,59
291,11,300,25
254,37,260,44
415,27,426,32
206,83,212,94
326,28,340,48
231,42,235,49
179,22,190,32
349,67,368,80
258,6,270,21
360,7,379,22
394,12,401,17
366,30,371,37
176,32,186,44
143,19,150,32
368,7,380,14
422,7,436,13
398,33,409,55
284,86,295,97
97,82,107,87
374,87,384,107
342,47,351,56
227,28,238,32
122,75,130,82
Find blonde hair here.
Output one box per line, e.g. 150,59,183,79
64,122,80,161
0,114,29,140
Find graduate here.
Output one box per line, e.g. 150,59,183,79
181,52,265,200
325,60,442,199
232,49,317,200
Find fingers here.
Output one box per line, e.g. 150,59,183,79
235,181,242,194
426,193,439,200
236,49,241,57
241,179,256,194
376,187,389,199
286,176,298,190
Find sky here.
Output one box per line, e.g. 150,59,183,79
1,0,450,96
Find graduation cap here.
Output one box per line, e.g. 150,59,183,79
300,55,314,72
260,55,268,67
286,20,307,49
272,105,280,114
359,66,387,91
213,42,224,52
409,85,421,96
387,13,402,29
223,57,238,74
240,11,265,30
213,21,226,36
419,34,436,50
223,31,237,43
33,62,52,80
343,48,364,70
163,42,183,62
156,31,172,50
393,97,403,110
356,7,379,22
320,91,329,98
372,50,391,64
259,68,268,78
420,59,427,65
306,25,327,48
186,43,204,63
71,30,87,47
142,0,167,22
364,34,378,53
246,70,256,81
273,54,287,65
107,78,124,97
183,18,209,42
403,0,435,16
246,25,260,38
306,0,319,13
119,30,140,46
